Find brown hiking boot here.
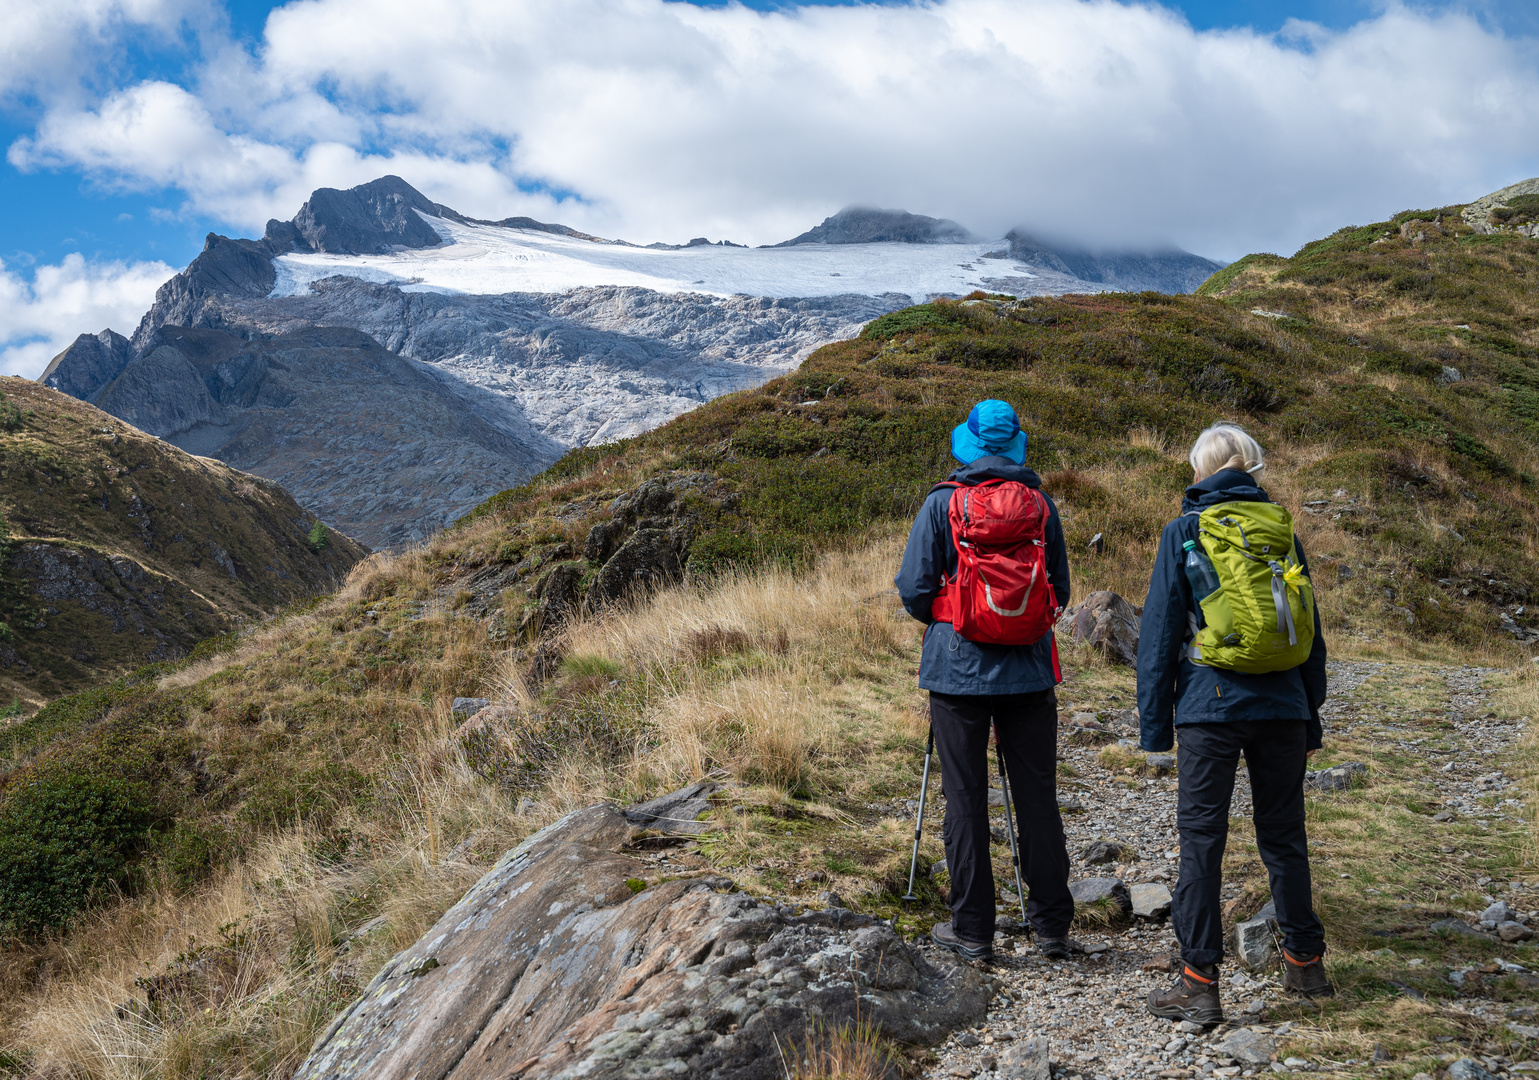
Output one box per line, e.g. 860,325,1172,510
1147,961,1223,1026
1282,948,1335,998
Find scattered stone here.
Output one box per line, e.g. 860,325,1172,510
1431,918,1490,940
1234,901,1279,970
989,787,1006,807
450,697,491,718
1499,921,1535,943
1480,900,1513,928
1057,797,1086,813
1143,955,1174,973
817,890,847,910
1215,1028,1276,1066
1509,1021,1539,1039
622,781,722,835
1146,754,1177,773
1303,761,1367,792
998,1035,1049,1080
1284,1058,1311,1068
1130,882,1173,919
1081,839,1126,865
1069,876,1131,911
1055,590,1142,666
1433,810,1457,822
957,1032,981,1047
1449,1060,1501,1080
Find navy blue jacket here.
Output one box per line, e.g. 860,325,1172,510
1136,469,1328,753
896,458,1071,696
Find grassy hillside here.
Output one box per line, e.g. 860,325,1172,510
0,380,367,702
0,195,1536,1077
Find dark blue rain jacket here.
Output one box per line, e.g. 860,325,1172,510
895,457,1071,696
1135,468,1328,753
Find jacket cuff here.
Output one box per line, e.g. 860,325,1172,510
1306,713,1323,752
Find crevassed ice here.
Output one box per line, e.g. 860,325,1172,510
269,215,1033,300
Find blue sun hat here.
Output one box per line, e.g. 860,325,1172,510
951,399,1027,465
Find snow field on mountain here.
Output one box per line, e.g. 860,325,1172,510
270,215,1035,300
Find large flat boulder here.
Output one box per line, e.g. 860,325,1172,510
296,805,988,1080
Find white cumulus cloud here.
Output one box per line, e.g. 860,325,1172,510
7,0,1539,259
0,255,174,378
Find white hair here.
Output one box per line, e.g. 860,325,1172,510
1189,423,1265,480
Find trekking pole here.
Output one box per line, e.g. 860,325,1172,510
994,723,1029,927
901,726,936,902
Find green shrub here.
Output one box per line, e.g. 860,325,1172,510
307,520,329,552
155,819,234,891
0,767,155,932
861,304,964,340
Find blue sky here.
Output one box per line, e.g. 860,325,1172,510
2,0,1538,375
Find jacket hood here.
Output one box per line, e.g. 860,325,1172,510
947,456,1043,488
1181,467,1270,514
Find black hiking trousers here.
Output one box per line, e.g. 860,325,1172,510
929,689,1074,943
1172,719,1327,968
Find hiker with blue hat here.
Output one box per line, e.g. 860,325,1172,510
896,400,1074,962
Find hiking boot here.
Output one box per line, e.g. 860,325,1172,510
1147,962,1223,1026
931,921,993,961
1037,935,1071,960
1282,949,1335,998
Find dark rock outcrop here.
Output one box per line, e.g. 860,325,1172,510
1003,231,1224,295
583,474,734,607
39,329,132,400
777,206,971,246
1055,591,1142,666
295,805,988,1080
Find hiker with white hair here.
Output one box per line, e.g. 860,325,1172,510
1137,423,1332,1025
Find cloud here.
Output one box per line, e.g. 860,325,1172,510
0,254,173,378
8,0,1539,258
0,0,197,102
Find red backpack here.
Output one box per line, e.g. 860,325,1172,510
929,479,1062,649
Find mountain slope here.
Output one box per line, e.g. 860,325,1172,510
0,379,366,700
41,178,1225,547
1,185,1537,1074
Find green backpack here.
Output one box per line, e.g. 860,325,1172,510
1186,501,1315,674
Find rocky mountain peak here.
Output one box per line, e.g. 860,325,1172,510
274,174,450,255
776,206,972,246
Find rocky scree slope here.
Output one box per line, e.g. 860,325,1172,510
41,179,1221,547
0,379,365,700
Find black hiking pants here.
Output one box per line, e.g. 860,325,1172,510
1172,719,1326,967
929,689,1074,943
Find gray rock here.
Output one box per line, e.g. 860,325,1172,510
450,698,491,719
1069,877,1130,913
1480,900,1513,928
289,175,447,255
1432,919,1490,939
295,805,987,1080
1146,754,1177,773
1304,761,1368,792
622,781,722,835
1234,901,1279,970
1130,883,1173,919
1215,1028,1276,1066
1054,591,1141,666
989,787,1006,807
997,1035,1049,1080
1498,921,1534,943
535,563,583,629
1508,1022,1539,1039
1448,1059,1501,1080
